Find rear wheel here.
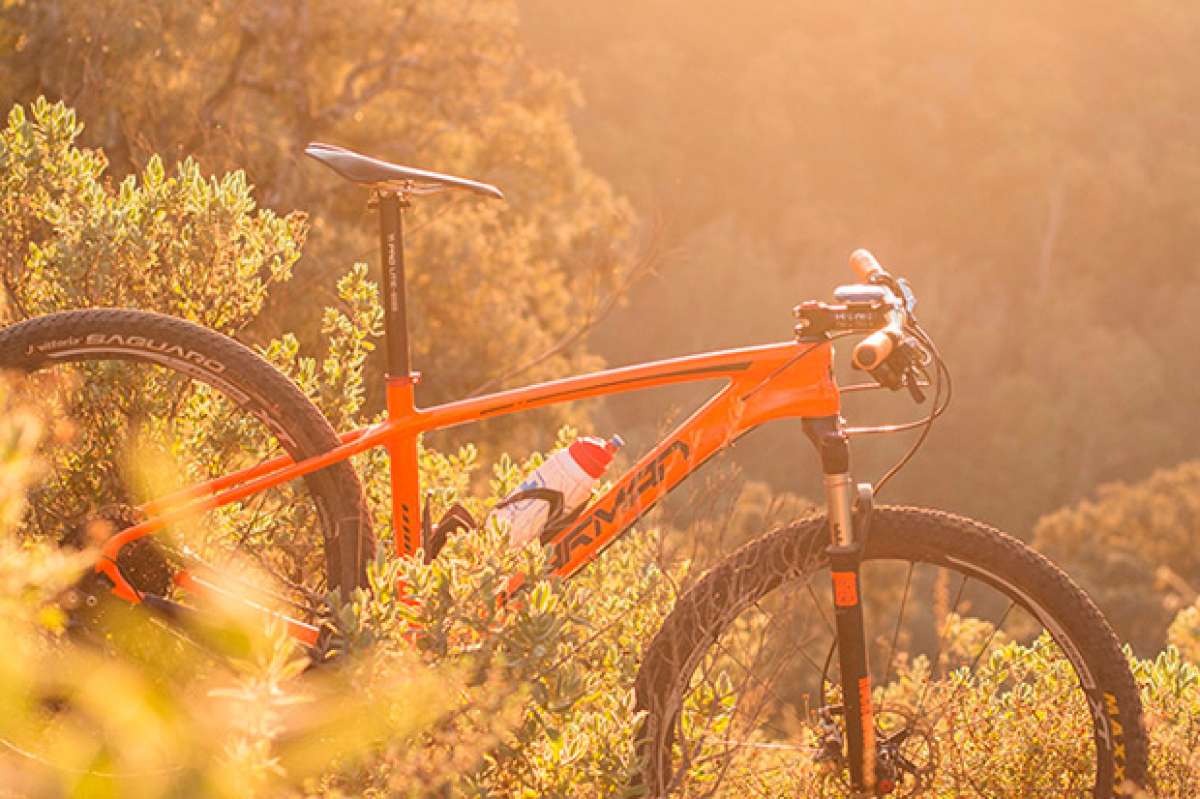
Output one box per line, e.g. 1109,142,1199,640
635,506,1147,798
0,308,373,618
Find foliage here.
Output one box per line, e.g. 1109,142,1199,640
0,373,422,798
0,99,339,590
1135,642,1200,798
1168,598,1200,665
0,365,677,797
9,380,1200,798
2,74,1199,796
0,97,303,329
0,0,635,452
672,612,1200,798
0,96,668,797
520,0,1200,537
677,620,1115,796
1034,460,1200,654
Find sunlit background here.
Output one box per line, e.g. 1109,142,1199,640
4,0,1198,650
2,2,1200,795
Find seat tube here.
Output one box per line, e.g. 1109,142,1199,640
386,379,421,558
377,190,422,557
803,415,876,794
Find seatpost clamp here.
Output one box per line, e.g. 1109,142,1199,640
386,371,421,385
368,187,413,211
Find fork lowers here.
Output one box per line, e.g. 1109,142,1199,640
804,415,877,794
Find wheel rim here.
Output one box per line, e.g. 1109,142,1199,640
646,530,1117,797
19,355,334,619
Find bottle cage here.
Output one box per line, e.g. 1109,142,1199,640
421,502,477,564
493,486,590,545
422,487,589,563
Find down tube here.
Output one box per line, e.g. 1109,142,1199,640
543,385,747,578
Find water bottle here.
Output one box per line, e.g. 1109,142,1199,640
496,435,624,548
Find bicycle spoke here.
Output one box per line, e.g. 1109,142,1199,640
876,560,914,717
920,599,1015,728
913,572,968,719
802,569,837,639
703,610,820,743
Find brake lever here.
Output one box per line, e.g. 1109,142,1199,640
903,370,926,404
896,277,917,314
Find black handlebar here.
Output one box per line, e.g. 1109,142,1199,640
793,249,928,395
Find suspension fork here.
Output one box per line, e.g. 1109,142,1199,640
804,415,876,795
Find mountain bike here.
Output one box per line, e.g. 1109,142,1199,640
0,142,1147,797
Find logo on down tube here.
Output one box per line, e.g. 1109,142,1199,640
549,439,690,570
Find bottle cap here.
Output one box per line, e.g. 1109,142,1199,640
569,435,622,478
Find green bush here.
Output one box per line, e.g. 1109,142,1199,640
0,97,304,329
0,366,678,797
1034,461,1200,655
5,96,1200,798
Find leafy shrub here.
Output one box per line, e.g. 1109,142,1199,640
6,96,1200,798
1034,461,1200,654
0,364,679,796
0,97,304,329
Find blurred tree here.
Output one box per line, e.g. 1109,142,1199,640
0,0,634,450
520,0,1200,532
4,0,1200,552
1034,459,1200,654
0,99,302,330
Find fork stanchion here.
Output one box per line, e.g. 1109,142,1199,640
804,414,877,793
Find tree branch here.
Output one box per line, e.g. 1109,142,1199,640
467,217,663,396
185,25,258,154
0,269,33,321
317,7,429,127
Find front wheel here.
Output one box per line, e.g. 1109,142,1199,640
635,506,1147,798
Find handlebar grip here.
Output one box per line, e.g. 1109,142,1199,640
852,328,896,370
849,249,887,282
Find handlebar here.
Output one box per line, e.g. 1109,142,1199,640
851,325,898,370
845,249,904,370
792,248,930,394
849,248,888,283
792,249,916,373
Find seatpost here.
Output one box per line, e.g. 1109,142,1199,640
375,189,423,557
376,190,413,378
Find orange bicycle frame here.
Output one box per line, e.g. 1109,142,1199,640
97,341,840,639
95,188,842,646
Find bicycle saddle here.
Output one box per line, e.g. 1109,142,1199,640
304,142,504,199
